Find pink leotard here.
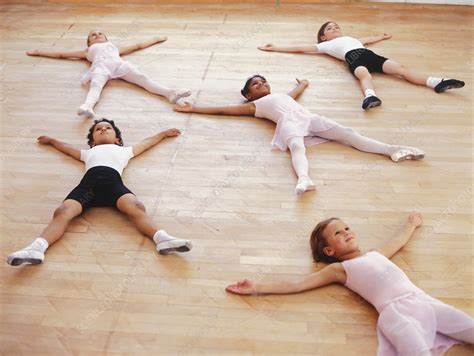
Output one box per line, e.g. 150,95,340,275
342,251,474,355
253,93,339,151
81,42,136,84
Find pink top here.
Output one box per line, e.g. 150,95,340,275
342,251,424,312
81,42,135,84
252,93,338,151
342,251,474,355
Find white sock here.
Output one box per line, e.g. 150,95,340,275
295,176,315,195
426,77,442,88
364,89,376,98
168,89,192,104
26,237,49,253
153,230,175,244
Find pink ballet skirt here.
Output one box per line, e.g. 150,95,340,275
81,42,136,85
253,93,339,151
342,251,474,356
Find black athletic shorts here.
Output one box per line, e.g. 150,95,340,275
345,48,388,74
65,166,133,209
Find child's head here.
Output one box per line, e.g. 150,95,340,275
87,30,108,46
87,118,123,147
310,217,358,263
241,74,270,101
317,21,341,43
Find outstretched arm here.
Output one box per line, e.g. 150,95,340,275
26,49,87,59
287,79,309,100
132,128,180,157
37,136,81,160
174,102,256,117
226,263,345,295
375,212,423,258
119,36,168,55
359,33,392,46
258,43,319,54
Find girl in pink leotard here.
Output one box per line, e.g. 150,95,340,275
226,212,474,355
174,75,424,195
27,30,191,118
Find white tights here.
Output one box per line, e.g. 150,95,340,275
287,125,399,178
82,68,172,108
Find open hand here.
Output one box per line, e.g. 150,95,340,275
258,44,275,51
27,50,40,56
225,279,257,295
164,128,181,137
296,78,309,87
382,33,392,40
173,102,194,113
37,135,53,145
408,211,423,228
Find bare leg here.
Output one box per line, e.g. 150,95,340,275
354,66,375,94
40,199,83,246
354,66,382,110
116,193,157,239
116,193,192,254
382,59,428,86
6,199,83,266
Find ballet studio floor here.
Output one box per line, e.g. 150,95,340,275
0,1,472,355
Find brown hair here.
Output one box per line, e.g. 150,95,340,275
309,217,341,263
87,31,108,46
317,21,335,43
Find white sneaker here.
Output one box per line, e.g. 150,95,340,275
390,147,425,162
169,89,191,104
295,176,316,195
77,104,95,118
156,238,193,255
7,249,44,266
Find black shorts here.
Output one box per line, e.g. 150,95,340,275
65,166,133,210
345,48,388,74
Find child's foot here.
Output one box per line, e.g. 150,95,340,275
7,249,44,266
168,89,191,104
295,176,316,195
154,230,192,255
434,79,465,93
390,147,425,162
77,104,95,118
362,96,382,110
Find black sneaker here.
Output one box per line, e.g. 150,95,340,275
362,96,382,110
434,79,465,93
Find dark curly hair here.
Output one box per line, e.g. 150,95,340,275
317,21,336,43
241,74,267,100
309,217,341,263
87,118,123,147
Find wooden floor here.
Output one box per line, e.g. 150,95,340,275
1,2,472,355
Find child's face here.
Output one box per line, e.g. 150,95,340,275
322,219,359,258
321,22,342,42
88,30,107,46
91,122,119,146
246,77,271,101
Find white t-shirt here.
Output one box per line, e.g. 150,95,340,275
80,144,134,175
253,93,311,124
316,36,365,60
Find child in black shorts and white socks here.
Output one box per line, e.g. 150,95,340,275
7,118,192,266
258,21,465,110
